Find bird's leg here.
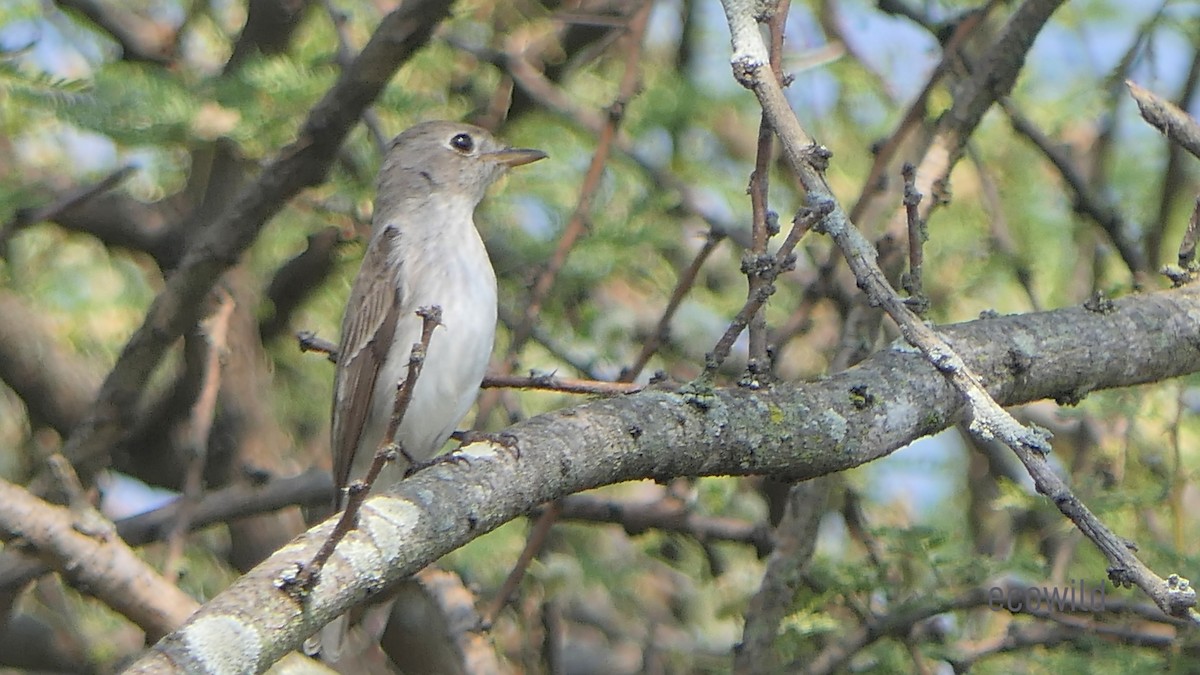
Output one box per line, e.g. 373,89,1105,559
403,450,471,477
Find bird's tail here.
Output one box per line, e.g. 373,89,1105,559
302,613,348,663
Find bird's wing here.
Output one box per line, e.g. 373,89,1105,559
331,225,402,498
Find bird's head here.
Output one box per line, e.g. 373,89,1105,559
378,121,546,207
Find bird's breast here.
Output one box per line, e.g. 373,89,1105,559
374,224,497,458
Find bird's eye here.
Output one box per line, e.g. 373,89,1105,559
449,133,474,153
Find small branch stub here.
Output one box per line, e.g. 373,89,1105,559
297,331,339,363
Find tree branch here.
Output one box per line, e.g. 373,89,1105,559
122,284,1200,673
0,291,101,436
1128,80,1200,160
720,0,1195,626
0,478,197,642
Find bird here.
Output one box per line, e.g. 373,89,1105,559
319,120,545,661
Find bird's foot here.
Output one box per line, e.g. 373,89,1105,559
403,446,473,477
453,429,521,459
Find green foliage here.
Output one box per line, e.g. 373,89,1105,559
0,55,91,113
215,55,339,152
58,62,198,146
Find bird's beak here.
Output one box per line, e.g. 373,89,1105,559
486,148,547,168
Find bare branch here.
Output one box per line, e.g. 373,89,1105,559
846,2,999,225
899,163,928,314
483,372,643,396
261,227,342,342
0,478,197,641
1000,97,1147,278
1182,198,1200,271
705,204,830,376
721,0,1196,625
162,291,235,584
880,0,1068,241
1128,80,1200,160
0,165,136,255
0,291,101,436
225,0,315,74
1149,47,1200,266
744,0,790,378
621,229,726,382
555,493,774,554
122,285,1200,673
736,479,829,672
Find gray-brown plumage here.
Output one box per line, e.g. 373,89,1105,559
317,121,543,662
331,121,545,506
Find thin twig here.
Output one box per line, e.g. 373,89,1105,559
899,163,928,314
297,331,339,363
705,203,830,377
553,492,774,555
966,143,1041,310
386,307,443,467
765,253,843,351
1149,47,1200,266
1165,197,1200,286
1181,198,1200,270
950,620,1173,670
285,305,442,598
0,165,136,256
1127,80,1200,161
513,20,644,330
801,586,998,675
323,0,389,154
163,291,234,584
621,230,726,382
845,4,996,225
744,0,790,378
1000,97,1147,279
261,226,343,341
1087,4,1165,200
888,0,1068,245
482,499,562,628
501,44,740,242
497,305,604,380
503,39,733,383
815,0,898,103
